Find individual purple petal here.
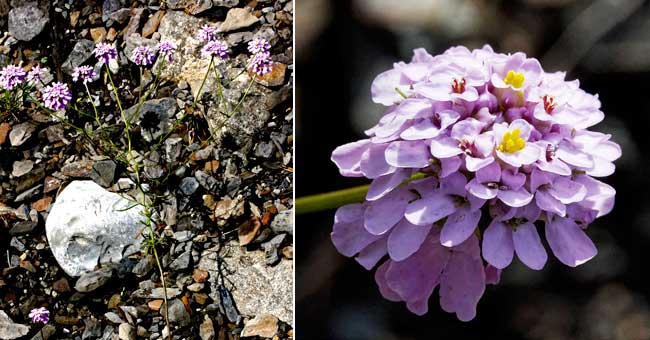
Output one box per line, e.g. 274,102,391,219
331,204,381,257
535,190,566,216
440,156,462,178
556,141,594,168
364,188,412,235
371,69,408,105
476,161,501,183
400,119,443,140
440,206,481,247
482,220,514,269
360,143,396,179
375,262,402,302
356,236,388,270
331,139,370,177
497,187,534,207
385,140,431,168
466,178,497,200
545,216,597,267
404,189,456,226
485,264,502,285
465,155,494,172
387,219,432,261
548,177,587,204
574,175,616,217
366,168,411,201
430,136,463,158
513,222,547,270
439,235,485,321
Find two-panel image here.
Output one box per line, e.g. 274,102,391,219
0,0,641,339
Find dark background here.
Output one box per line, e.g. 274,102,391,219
296,0,647,339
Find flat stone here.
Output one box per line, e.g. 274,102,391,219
82,318,102,339
142,10,165,38
199,317,215,340
9,122,35,146
0,310,30,339
74,267,113,292
62,160,94,178
11,221,39,236
12,160,34,177
45,181,144,277
32,196,53,212
148,300,163,311
199,241,293,324
167,0,213,15
124,98,178,142
270,209,293,235
255,63,287,87
52,277,71,293
15,185,42,203
218,8,259,32
8,2,49,41
0,122,10,145
62,40,95,75
118,323,135,340
163,299,190,326
90,27,107,42
90,160,116,187
179,177,199,196
240,314,278,338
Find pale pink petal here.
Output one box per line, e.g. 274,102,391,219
366,168,412,201
385,140,431,168
400,119,442,140
331,139,370,177
360,143,396,179
482,220,514,269
535,190,566,217
387,219,432,261
545,216,597,267
548,177,587,204
440,206,481,247
404,190,456,226
513,222,547,270
466,178,498,200
497,187,534,207
430,136,463,158
364,188,411,235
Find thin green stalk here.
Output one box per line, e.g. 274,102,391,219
193,57,213,107
229,77,254,117
295,185,369,215
105,65,124,115
84,83,102,128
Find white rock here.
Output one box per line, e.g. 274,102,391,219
46,181,144,277
0,310,30,339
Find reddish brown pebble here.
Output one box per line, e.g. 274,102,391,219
192,269,209,283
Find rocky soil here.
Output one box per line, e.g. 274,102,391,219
0,0,293,339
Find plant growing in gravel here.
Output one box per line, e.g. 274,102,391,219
296,45,620,321
28,307,49,338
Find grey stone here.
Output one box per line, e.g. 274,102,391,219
90,160,117,187
74,267,113,292
0,310,29,339
254,141,275,158
118,323,135,340
148,287,182,299
132,255,154,277
9,122,35,146
163,299,190,326
179,177,199,196
45,181,144,277
261,234,286,265
169,250,191,271
270,209,293,235
82,317,102,340
240,314,278,338
166,0,213,15
14,184,42,203
199,241,293,324
12,160,33,177
62,40,95,75
195,170,218,192
217,8,259,32
199,316,215,340
214,0,239,7
124,97,177,142
8,2,48,41
104,312,124,324
164,137,183,163
9,220,38,235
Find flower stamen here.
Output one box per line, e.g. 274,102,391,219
503,70,525,89
542,95,556,113
451,77,466,94
496,128,525,153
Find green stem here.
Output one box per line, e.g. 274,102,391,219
193,57,213,107
105,65,124,115
84,83,102,128
295,185,369,215
229,77,254,117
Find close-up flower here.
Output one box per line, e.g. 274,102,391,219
248,51,273,76
329,45,620,321
93,42,118,65
248,37,272,54
0,64,26,90
41,82,72,111
197,25,217,42
26,65,47,85
71,65,97,83
157,40,177,62
131,46,156,66
201,40,229,60
28,307,49,324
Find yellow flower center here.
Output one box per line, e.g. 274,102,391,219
503,70,525,89
497,128,526,153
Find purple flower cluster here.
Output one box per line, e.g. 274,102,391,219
26,66,47,85
157,40,177,62
29,307,49,324
0,65,26,90
248,51,273,77
41,82,72,111
330,46,620,321
201,40,229,60
197,25,217,42
93,42,118,65
131,46,156,66
248,37,271,54
72,65,97,83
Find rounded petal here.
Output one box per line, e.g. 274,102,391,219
535,190,566,217
371,69,408,105
513,222,547,270
415,83,451,101
388,219,433,261
509,119,533,141
375,262,401,302
440,207,481,247
440,156,462,178
331,139,371,177
386,140,431,168
482,220,514,269
400,119,442,140
405,190,456,226
356,236,388,270
537,158,572,176
497,187,534,207
393,98,434,119
497,144,541,167
545,216,597,267
364,188,411,235
430,136,463,158
586,157,615,177
466,178,498,200
360,143,396,179
556,141,594,168
366,168,412,201
465,155,494,172
331,204,381,257
548,177,587,204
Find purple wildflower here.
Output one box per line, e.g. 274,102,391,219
248,38,271,54
157,40,177,62
201,40,229,60
0,65,26,90
197,25,217,42
131,46,156,66
71,65,97,83
29,307,49,324
41,82,72,111
330,45,620,320
26,66,47,85
93,42,118,65
248,51,273,76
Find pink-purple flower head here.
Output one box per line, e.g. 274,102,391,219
248,38,271,54
201,40,229,60
29,307,49,324
330,45,621,321
72,65,97,83
198,25,217,42
26,66,47,85
248,51,273,77
131,46,156,66
93,42,118,65
0,65,26,90
157,40,177,62
41,82,72,111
